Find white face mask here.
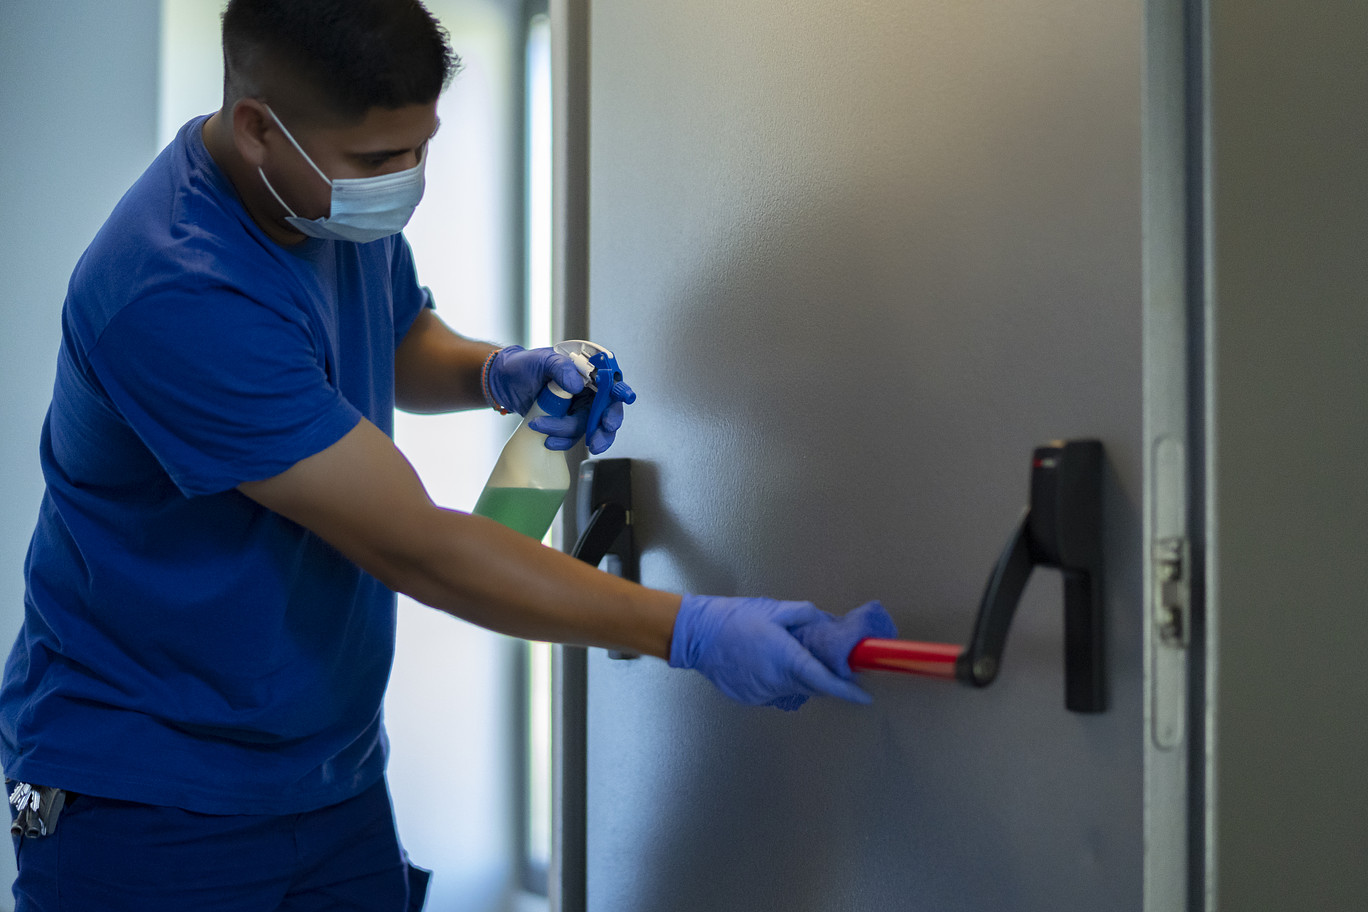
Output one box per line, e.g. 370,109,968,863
258,105,426,244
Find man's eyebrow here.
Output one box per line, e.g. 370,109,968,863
358,119,442,160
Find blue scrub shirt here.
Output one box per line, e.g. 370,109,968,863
0,115,430,815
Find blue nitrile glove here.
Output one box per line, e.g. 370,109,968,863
486,345,586,416
669,595,879,711
790,600,898,681
530,394,631,455
487,345,634,454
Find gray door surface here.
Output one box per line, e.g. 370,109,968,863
575,1,1149,909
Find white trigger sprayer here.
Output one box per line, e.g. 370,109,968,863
472,341,634,540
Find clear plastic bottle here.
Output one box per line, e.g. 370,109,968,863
472,382,574,540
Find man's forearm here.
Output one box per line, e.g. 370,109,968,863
239,418,676,658
394,309,496,414
387,505,679,658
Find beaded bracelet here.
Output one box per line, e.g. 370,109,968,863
481,347,511,414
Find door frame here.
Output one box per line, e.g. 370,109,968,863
548,2,591,911
1140,0,1205,908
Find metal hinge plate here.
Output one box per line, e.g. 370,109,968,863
1150,438,1189,753
1153,536,1190,648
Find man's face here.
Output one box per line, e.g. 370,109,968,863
260,101,441,223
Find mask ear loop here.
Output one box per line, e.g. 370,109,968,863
257,103,333,220
258,167,302,220
262,104,333,186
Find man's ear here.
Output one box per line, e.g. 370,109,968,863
231,99,273,169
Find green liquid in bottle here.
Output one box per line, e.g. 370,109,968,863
472,486,569,541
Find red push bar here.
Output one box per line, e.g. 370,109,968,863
848,638,962,680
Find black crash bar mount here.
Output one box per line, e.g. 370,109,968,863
967,439,1106,712
850,439,1107,713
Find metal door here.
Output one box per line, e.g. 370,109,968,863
562,1,1175,909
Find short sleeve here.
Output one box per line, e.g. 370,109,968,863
389,235,433,345
88,291,362,497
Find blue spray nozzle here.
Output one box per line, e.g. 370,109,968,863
585,348,635,445
553,341,635,445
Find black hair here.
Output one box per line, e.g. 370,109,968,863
221,0,460,120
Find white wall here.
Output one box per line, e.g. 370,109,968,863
0,0,161,638
0,0,162,901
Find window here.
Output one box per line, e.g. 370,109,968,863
520,5,555,900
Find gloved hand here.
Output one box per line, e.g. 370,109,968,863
529,396,629,455
669,595,893,711
486,345,635,454
486,345,585,416
790,600,898,682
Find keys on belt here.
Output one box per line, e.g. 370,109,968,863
8,781,70,838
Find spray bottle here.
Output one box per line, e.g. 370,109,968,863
473,340,632,540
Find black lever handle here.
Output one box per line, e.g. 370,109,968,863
571,502,628,571
959,509,1034,688
571,458,639,659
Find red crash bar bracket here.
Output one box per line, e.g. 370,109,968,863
848,439,1107,714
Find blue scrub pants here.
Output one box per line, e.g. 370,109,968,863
9,778,429,911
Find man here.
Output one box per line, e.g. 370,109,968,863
0,1,895,908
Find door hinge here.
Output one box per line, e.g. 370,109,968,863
1153,536,1189,648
